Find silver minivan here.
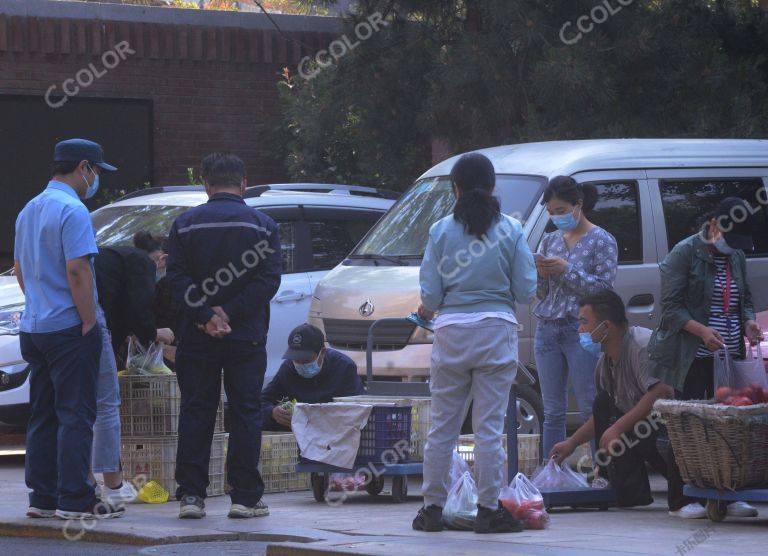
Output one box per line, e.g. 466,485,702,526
308,139,768,436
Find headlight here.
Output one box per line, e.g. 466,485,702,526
0,304,24,335
408,323,434,344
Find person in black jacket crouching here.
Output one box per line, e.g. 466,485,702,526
262,323,364,431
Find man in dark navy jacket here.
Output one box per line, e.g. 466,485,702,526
262,324,364,431
167,153,281,520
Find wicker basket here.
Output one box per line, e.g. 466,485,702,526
654,399,768,490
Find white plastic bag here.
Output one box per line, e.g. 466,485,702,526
500,473,549,529
448,450,471,487
714,345,767,390
442,471,478,530
532,458,589,491
127,337,172,375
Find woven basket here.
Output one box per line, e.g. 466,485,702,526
654,399,768,490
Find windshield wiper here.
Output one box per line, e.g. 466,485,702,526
351,254,409,266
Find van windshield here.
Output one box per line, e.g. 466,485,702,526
92,205,190,246
351,175,545,258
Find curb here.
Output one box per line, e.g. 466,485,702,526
0,521,320,547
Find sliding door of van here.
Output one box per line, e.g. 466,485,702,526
647,168,768,314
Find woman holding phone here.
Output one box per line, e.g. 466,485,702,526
534,176,618,458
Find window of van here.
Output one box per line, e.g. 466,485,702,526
352,175,545,258
543,182,643,264
659,179,768,255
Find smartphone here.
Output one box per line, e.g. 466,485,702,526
533,253,546,262
406,312,434,332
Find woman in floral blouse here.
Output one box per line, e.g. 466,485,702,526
534,176,618,457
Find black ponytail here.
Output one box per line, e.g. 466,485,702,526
133,231,163,254
542,175,598,212
450,153,501,239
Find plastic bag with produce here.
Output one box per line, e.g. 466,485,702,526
127,337,173,375
448,450,471,487
500,473,550,529
442,471,478,530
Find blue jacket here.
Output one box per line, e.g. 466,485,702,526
167,192,282,343
261,349,364,431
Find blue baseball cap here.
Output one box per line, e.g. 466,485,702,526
53,139,117,172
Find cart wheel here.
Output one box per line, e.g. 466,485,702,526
365,475,385,496
391,476,408,503
705,500,727,522
311,473,328,503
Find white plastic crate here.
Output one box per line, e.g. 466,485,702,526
121,433,227,498
334,395,431,461
457,433,540,477
259,433,310,493
119,375,225,437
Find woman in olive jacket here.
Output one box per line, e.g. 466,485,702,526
648,198,763,398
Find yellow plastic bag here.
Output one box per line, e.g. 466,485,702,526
138,480,170,504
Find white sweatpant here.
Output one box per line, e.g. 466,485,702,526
422,318,517,509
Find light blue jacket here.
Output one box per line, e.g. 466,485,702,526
420,214,537,316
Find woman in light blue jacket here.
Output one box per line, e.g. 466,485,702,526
412,153,536,534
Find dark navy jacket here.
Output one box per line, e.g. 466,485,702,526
166,192,281,343
261,349,365,431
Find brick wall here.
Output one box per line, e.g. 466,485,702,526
0,1,340,185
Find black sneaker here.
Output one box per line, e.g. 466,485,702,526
474,502,523,534
412,504,443,532
55,499,125,520
179,494,206,519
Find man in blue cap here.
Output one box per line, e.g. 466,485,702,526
14,138,124,519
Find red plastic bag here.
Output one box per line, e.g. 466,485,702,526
500,473,550,529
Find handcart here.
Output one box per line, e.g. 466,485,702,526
296,317,535,503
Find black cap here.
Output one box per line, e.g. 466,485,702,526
54,139,117,172
714,197,755,252
283,323,325,360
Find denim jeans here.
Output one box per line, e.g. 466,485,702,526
534,318,598,458
175,330,266,507
422,319,517,509
21,323,102,511
91,308,121,474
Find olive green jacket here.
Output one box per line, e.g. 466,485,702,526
647,233,756,391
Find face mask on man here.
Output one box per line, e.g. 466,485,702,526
579,321,608,356
82,164,100,199
550,205,581,232
294,352,323,379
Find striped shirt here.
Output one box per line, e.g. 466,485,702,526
696,255,741,358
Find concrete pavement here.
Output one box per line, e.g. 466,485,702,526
1,456,767,555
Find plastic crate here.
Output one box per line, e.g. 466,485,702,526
259,433,311,494
334,396,430,461
119,375,225,437
355,405,412,465
121,433,228,498
457,433,540,477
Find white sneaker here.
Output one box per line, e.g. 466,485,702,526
102,482,138,505
669,503,707,519
228,500,269,519
726,501,758,517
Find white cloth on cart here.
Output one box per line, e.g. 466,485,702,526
292,403,374,469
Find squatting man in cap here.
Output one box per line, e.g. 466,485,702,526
549,290,690,514
261,323,364,431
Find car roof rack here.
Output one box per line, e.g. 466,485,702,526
243,183,399,200
116,185,205,201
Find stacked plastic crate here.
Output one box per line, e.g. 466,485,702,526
119,375,227,497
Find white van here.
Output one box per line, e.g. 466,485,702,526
309,139,768,436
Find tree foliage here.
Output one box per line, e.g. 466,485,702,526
277,0,768,190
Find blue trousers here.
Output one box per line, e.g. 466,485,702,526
21,323,102,511
175,330,266,507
